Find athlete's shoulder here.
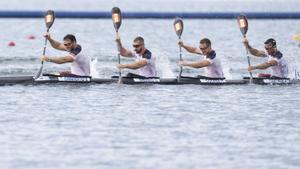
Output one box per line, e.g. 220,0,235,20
142,49,152,59
274,51,283,59
70,45,82,56
207,50,216,60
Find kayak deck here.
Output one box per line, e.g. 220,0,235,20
0,75,298,86
118,76,247,85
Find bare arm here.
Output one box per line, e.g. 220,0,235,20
249,60,278,70
117,59,147,69
178,41,202,55
41,55,74,64
180,60,210,68
119,44,134,57
243,38,266,57
44,33,66,51
115,33,134,57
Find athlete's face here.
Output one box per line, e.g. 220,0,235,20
63,39,76,51
264,43,277,56
132,41,144,54
199,43,211,55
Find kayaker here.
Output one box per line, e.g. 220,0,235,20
243,38,288,78
40,33,91,76
115,35,157,78
178,38,224,78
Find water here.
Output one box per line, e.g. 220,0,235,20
0,1,300,169
1,84,300,169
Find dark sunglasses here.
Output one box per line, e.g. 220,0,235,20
200,46,209,51
64,42,72,47
133,44,143,48
265,44,276,50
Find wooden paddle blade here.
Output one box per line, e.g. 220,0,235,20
44,10,55,29
111,7,122,32
237,14,248,36
173,17,184,38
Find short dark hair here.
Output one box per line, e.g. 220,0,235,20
200,38,211,47
134,36,144,44
63,34,77,43
264,38,276,47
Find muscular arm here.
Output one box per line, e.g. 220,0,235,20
115,35,134,57
119,45,134,57
181,60,210,68
181,43,202,55
44,55,74,64
43,34,66,51
251,60,278,70
118,59,147,69
246,45,266,57
48,38,66,51
243,38,266,57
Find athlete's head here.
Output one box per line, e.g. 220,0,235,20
199,38,212,55
63,34,77,51
132,36,145,54
264,38,277,55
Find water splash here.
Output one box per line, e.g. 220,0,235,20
153,49,175,78
90,58,99,78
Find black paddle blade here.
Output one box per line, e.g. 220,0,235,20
111,7,122,32
44,10,55,29
173,17,184,38
237,14,248,36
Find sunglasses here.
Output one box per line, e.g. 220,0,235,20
265,45,276,50
200,46,209,51
132,44,143,48
64,42,72,47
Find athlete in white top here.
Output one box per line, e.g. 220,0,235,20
116,35,157,78
178,38,224,78
40,34,91,76
243,38,288,78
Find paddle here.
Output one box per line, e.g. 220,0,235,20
292,35,300,41
34,10,55,79
173,17,184,82
111,7,122,83
237,14,253,82
292,35,300,47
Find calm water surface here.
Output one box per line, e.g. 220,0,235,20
0,84,300,169
0,1,300,169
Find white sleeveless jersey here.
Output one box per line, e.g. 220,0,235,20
69,45,91,76
134,49,157,77
203,51,224,78
267,51,288,78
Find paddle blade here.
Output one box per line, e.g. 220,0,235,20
237,14,248,36
173,17,184,38
293,35,300,41
44,10,55,29
111,7,122,32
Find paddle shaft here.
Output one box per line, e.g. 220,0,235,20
243,35,253,80
116,31,122,80
34,28,50,79
41,28,50,63
178,36,183,80
245,48,253,78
